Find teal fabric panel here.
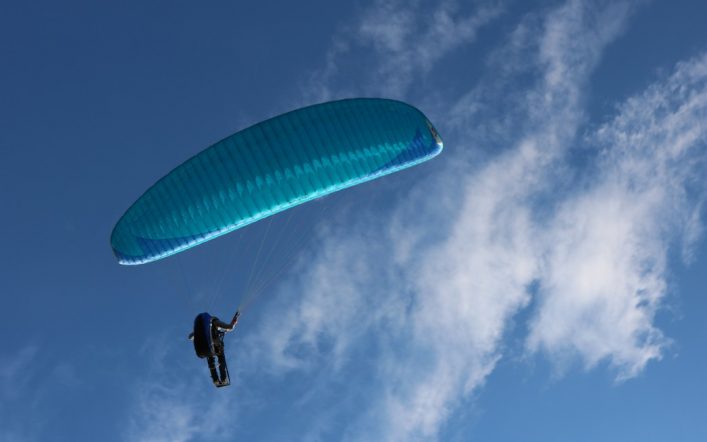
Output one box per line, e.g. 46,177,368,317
111,98,443,265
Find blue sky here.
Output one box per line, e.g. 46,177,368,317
1,0,706,441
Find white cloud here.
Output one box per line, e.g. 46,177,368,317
124,334,239,442
527,52,707,378
0,346,37,399
248,0,707,440
359,0,503,94
306,0,504,100
0,346,41,442
251,0,690,440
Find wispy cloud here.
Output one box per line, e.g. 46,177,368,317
305,0,504,101
0,345,87,441
124,334,239,442
247,0,707,440
527,52,707,378
0,346,41,442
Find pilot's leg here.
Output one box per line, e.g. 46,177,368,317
207,356,220,386
216,351,230,386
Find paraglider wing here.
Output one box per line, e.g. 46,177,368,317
111,98,443,265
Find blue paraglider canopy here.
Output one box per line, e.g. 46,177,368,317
111,98,443,265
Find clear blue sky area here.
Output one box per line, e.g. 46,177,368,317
1,1,706,441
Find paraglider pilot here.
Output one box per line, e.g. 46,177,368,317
188,310,240,387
